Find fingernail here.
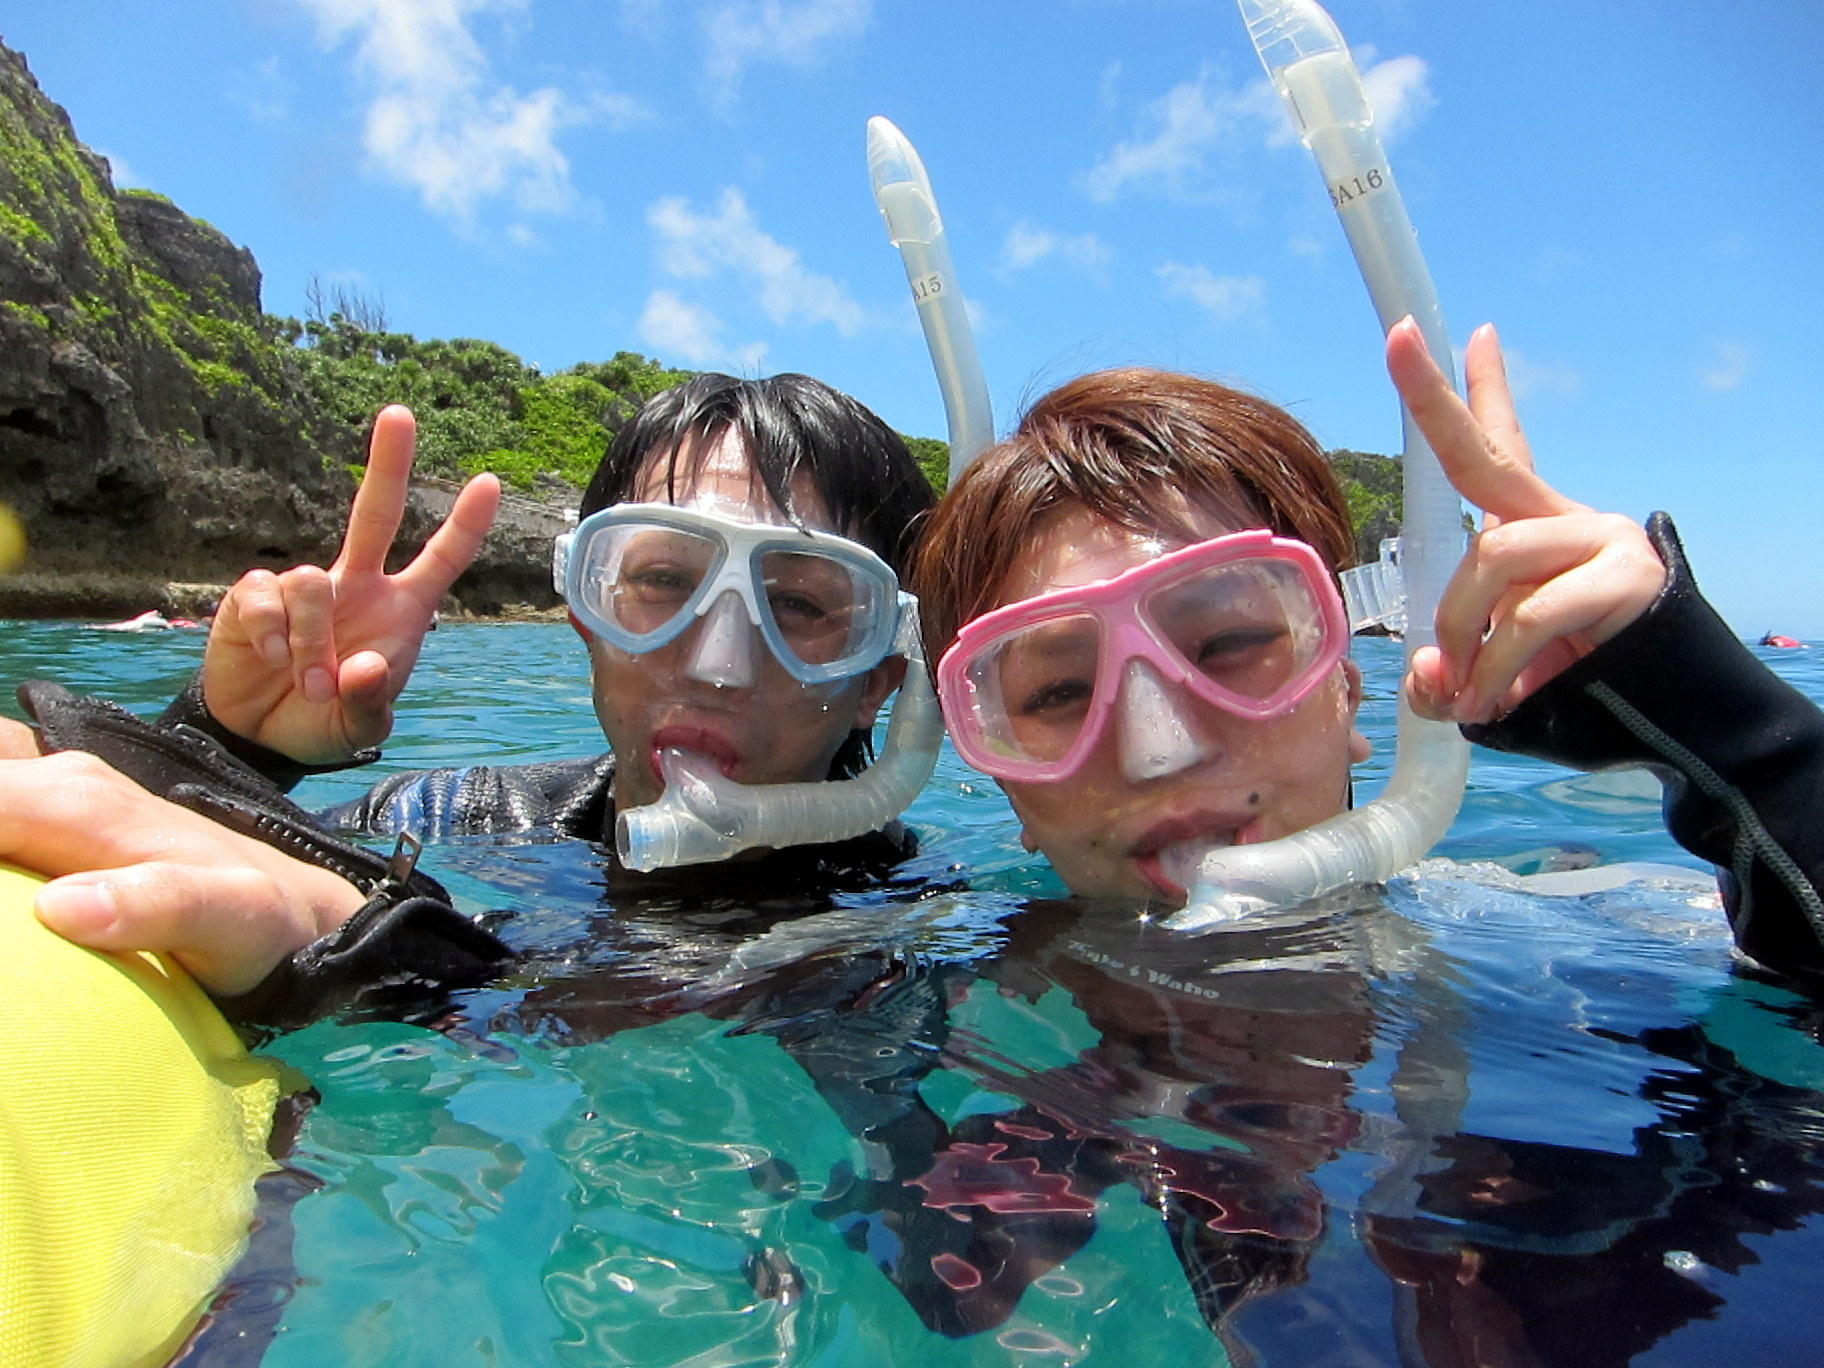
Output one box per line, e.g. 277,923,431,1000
303,667,336,703
36,880,119,937
260,634,289,665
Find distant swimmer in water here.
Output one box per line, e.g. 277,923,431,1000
1760,632,1804,649
92,609,201,632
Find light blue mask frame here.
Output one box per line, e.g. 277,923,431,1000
556,502,903,686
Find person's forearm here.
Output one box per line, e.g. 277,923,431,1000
1466,514,1824,981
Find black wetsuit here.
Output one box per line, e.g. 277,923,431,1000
19,513,1824,1014
272,512,1824,1000
19,514,1824,1362
1463,514,1824,987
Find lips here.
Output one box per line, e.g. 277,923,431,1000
648,724,742,782
1130,812,1264,900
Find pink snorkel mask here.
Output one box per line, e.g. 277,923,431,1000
936,529,1349,784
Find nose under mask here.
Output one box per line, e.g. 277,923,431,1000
684,589,759,688
1116,657,1216,781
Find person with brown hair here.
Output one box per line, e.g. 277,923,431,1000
913,364,1369,901
853,322,1824,1352
907,320,1824,982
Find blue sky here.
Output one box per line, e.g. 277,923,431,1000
8,0,1822,635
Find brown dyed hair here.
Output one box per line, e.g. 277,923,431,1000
907,367,1356,662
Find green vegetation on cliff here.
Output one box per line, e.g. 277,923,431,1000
1329,449,1403,567
287,313,699,494
288,310,959,499
3,38,1402,559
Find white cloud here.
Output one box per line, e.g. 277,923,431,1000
1700,340,1752,392
638,289,768,371
1530,246,1583,283
1085,51,1433,203
1156,262,1266,324
1498,348,1582,402
292,0,646,224
98,150,145,189
1082,68,1256,203
231,57,291,125
1097,61,1123,112
646,188,868,335
700,0,871,107
1359,54,1434,142
999,220,1111,275
618,0,666,39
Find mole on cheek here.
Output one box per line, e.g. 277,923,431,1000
1248,792,1260,806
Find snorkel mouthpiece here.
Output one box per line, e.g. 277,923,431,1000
1170,0,1470,929
616,594,944,870
867,117,995,484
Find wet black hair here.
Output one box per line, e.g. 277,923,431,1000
580,372,934,578
580,372,936,781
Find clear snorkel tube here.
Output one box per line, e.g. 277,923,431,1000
608,124,986,871
867,116,997,482
1167,0,1470,928
615,594,945,870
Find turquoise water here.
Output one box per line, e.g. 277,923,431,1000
5,623,1824,1366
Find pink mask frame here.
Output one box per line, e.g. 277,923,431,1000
936,529,1350,783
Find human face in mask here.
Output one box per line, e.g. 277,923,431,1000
576,432,903,813
980,500,1368,902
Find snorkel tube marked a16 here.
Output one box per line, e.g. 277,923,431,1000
1167,0,1471,928
867,116,996,484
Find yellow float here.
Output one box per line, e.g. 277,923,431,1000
0,862,288,1367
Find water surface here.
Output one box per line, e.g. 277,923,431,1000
5,622,1823,1367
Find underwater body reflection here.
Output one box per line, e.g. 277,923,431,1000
5,622,1824,1365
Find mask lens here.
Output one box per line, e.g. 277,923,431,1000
584,523,720,640
1144,557,1330,709
964,611,1104,767
757,549,891,673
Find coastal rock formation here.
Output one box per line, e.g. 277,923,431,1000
0,41,560,617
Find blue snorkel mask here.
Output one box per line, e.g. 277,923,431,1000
557,502,904,687
552,502,943,871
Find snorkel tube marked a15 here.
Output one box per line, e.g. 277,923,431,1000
867,116,996,484
1167,0,1471,928
600,122,993,870
617,594,945,870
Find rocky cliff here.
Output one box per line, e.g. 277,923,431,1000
0,41,561,618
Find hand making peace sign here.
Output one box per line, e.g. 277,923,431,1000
1384,318,1669,726
202,405,502,763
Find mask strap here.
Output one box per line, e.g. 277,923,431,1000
684,589,759,688
1116,656,1216,782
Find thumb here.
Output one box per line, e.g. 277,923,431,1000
35,864,310,996
337,649,398,748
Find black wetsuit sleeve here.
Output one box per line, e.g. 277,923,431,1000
19,680,513,1029
159,673,380,793
1463,513,1824,983
213,879,512,1033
